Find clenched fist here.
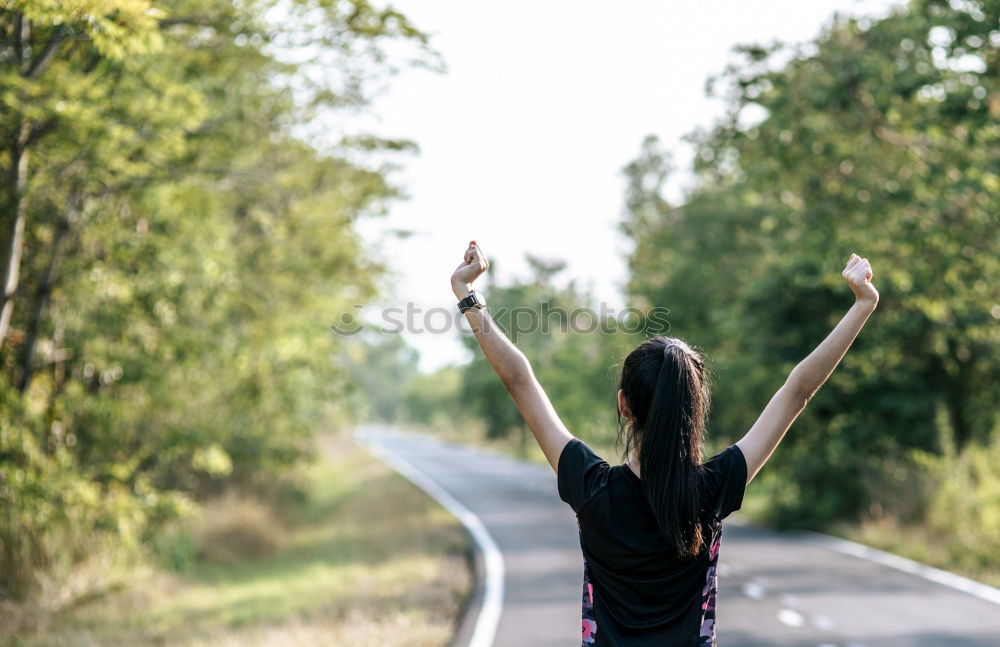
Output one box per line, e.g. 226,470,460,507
843,253,879,306
451,240,489,297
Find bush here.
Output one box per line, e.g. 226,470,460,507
189,492,286,566
0,411,185,601
921,436,1000,575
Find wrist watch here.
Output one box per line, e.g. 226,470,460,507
457,289,486,314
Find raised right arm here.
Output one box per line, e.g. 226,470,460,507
736,254,879,483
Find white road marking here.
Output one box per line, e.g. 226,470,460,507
804,531,1000,606
777,608,805,627
742,581,766,599
360,433,505,647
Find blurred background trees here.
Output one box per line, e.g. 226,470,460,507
0,0,429,600
455,256,641,450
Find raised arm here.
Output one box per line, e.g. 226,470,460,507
450,241,574,472
736,253,879,483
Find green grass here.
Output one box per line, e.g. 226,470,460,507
1,434,472,647
830,517,1000,589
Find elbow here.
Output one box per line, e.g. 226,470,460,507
784,371,816,405
792,385,816,407
500,353,533,392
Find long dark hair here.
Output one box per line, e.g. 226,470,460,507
616,336,710,557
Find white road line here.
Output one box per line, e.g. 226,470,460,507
777,608,805,627
361,434,505,647
803,531,1000,606
741,581,766,599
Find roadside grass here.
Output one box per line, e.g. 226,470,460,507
734,502,1000,591
830,517,1000,589
1,433,472,647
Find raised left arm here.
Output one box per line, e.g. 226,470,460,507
450,241,574,472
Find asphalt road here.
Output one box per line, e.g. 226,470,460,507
358,426,1000,647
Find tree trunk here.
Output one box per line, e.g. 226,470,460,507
0,15,32,347
0,122,30,347
945,339,973,451
16,197,77,392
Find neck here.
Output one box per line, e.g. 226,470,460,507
625,426,641,477
626,453,641,479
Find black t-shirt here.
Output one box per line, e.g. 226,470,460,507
557,438,747,647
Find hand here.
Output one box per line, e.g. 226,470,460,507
842,253,879,306
451,240,489,296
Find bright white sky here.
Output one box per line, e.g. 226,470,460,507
354,0,901,372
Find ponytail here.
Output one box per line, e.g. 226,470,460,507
618,338,708,557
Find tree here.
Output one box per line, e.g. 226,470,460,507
458,256,640,451
0,0,431,599
622,0,999,525
0,1,163,346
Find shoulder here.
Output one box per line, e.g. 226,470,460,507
699,444,748,519
558,438,612,475
557,438,611,513
701,444,747,474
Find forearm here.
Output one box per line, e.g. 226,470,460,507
452,279,531,387
786,298,877,400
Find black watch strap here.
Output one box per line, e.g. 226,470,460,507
458,290,485,313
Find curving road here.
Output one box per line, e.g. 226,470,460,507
357,426,1000,647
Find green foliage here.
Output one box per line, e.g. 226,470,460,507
342,331,421,423
456,257,641,450
0,0,429,600
921,433,1000,574
622,1,998,527
7,0,164,59
402,365,464,429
